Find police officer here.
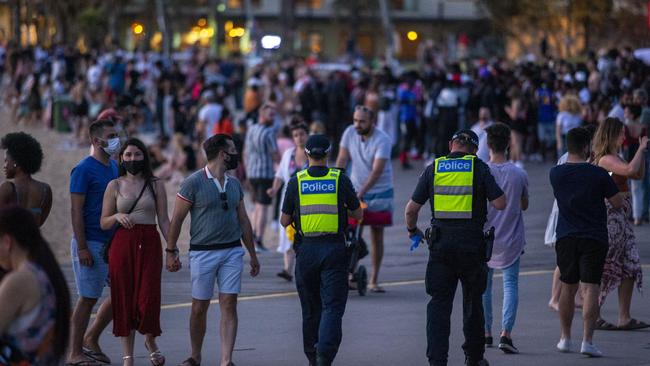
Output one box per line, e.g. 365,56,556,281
281,134,363,366
404,129,506,366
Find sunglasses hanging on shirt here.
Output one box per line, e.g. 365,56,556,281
220,192,228,210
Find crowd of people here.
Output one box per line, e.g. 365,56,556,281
0,40,648,365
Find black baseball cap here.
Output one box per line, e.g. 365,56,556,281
451,129,479,148
305,134,331,157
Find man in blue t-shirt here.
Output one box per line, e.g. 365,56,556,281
549,127,623,358
67,119,120,365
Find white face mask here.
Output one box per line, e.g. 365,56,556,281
102,137,121,155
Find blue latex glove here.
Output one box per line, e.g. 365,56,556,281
410,234,423,251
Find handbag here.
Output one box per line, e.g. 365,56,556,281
102,179,150,263
544,200,559,247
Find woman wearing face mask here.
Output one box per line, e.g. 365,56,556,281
100,138,170,366
0,132,52,225
0,206,71,365
267,120,309,281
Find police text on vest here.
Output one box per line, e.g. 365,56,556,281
437,159,472,173
301,180,336,194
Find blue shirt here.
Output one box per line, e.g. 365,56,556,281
70,156,119,242
537,87,556,124
398,86,417,122
550,163,618,244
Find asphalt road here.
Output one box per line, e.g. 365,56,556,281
63,160,650,365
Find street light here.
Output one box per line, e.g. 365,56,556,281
407,31,418,41
261,35,282,49
132,22,144,35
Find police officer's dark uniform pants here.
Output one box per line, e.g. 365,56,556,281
425,230,488,366
295,241,349,364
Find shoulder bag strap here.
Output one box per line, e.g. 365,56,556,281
126,179,149,215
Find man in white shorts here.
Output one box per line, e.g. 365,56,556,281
167,134,260,366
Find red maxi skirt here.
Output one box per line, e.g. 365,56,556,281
109,224,162,337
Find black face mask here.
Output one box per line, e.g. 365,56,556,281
225,153,239,170
121,160,146,175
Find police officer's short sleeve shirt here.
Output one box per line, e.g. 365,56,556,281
411,152,504,227
282,166,360,242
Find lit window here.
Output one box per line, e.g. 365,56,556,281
227,0,261,9
296,0,322,9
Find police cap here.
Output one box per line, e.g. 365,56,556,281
305,134,331,158
451,129,479,148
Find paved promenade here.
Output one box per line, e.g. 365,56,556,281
63,161,650,365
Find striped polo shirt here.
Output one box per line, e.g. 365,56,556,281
244,122,277,179
177,167,244,250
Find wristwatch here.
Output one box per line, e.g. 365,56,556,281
165,248,179,254
407,226,418,234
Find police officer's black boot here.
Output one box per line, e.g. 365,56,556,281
316,353,332,366
465,356,489,366
306,352,317,366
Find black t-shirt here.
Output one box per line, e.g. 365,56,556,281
282,166,360,243
410,152,504,229
550,162,618,244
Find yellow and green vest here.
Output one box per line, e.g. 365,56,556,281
297,168,341,236
433,155,475,219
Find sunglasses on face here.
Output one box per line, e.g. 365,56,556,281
220,192,228,210
355,105,375,117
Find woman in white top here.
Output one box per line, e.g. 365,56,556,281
267,121,309,282
556,95,583,156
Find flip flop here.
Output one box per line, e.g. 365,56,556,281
369,285,386,293
617,318,650,330
596,318,618,331
82,347,111,364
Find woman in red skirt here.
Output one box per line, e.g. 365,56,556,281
101,138,170,366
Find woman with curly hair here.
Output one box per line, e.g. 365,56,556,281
0,132,52,226
592,117,649,330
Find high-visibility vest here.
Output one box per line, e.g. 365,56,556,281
433,155,475,219
297,168,341,236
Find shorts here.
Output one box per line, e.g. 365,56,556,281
249,178,273,205
189,246,245,300
555,236,607,285
537,123,555,143
361,189,394,227
71,238,109,299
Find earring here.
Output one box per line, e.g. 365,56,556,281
13,164,16,168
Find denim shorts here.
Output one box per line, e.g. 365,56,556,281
189,246,245,300
71,238,109,299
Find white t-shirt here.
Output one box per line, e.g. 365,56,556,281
86,65,102,90
556,111,582,134
471,120,493,163
340,125,393,194
198,103,223,138
275,147,308,252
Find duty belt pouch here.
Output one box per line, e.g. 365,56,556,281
484,226,495,262
426,224,441,250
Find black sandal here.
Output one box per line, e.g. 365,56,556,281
179,357,200,366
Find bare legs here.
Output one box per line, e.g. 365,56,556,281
69,296,112,364
369,226,384,289
188,295,239,366
219,294,239,366
559,282,600,343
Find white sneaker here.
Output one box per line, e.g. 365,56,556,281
556,338,572,353
581,341,603,357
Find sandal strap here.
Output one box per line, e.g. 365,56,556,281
123,355,133,360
